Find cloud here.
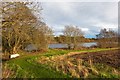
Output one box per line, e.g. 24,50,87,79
3,0,119,3
81,28,89,32
41,2,118,38
95,22,118,29
30,0,119,2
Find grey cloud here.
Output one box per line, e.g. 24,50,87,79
41,2,118,38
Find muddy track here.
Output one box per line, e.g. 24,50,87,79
69,49,120,69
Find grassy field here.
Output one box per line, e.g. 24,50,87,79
2,48,120,78
2,54,69,78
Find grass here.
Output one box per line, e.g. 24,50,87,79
43,47,118,57
38,53,120,78
2,47,119,78
2,55,69,78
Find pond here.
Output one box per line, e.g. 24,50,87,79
25,42,97,51
49,42,97,49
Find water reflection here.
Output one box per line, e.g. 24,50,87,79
25,42,97,51
49,42,97,49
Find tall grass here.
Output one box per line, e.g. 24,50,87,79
38,53,120,78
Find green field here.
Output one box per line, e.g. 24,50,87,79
2,54,69,78
2,48,120,78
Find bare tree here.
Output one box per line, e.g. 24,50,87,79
2,2,38,54
1,2,53,54
63,25,84,49
32,22,53,51
96,28,118,48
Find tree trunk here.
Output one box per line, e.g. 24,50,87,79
73,44,77,50
12,46,17,54
12,45,21,54
68,44,71,49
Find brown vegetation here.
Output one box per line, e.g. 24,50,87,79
1,2,53,54
38,49,120,78
69,49,120,69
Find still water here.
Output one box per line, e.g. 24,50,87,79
25,42,97,51
49,42,97,49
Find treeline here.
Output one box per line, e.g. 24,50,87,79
53,27,119,49
54,35,96,43
1,2,119,54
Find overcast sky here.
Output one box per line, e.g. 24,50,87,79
41,2,118,38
